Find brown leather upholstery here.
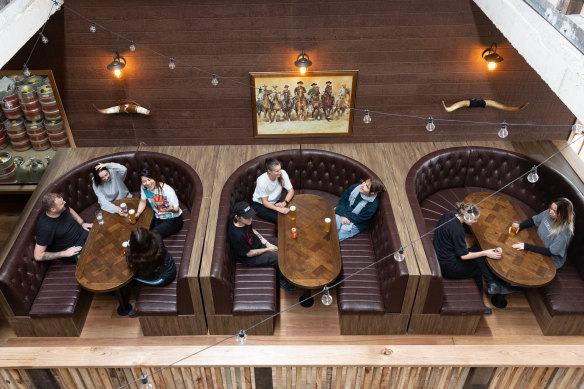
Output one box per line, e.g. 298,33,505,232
406,146,584,319
0,151,202,325
210,149,407,320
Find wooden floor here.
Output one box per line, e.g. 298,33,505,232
1,141,584,358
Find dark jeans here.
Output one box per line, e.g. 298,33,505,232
439,247,497,295
151,215,183,238
62,228,89,263
239,236,287,282
252,202,279,224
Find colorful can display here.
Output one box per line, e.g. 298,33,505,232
40,100,58,111
16,85,38,104
25,76,44,90
0,92,19,110
22,107,43,121
8,130,29,144
44,119,63,133
25,120,45,135
47,130,67,142
5,119,25,135
31,137,51,151
42,108,61,121
10,139,32,152
28,131,48,142
21,100,41,111
2,105,23,119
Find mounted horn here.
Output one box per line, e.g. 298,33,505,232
442,99,529,112
93,99,151,115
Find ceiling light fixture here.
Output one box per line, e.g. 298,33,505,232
482,43,504,70
294,49,312,74
106,51,126,78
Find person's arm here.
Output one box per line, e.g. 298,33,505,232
345,200,378,225
33,243,81,262
92,182,120,214
277,188,295,207
136,199,148,218
461,249,501,260
69,207,93,231
335,185,355,218
261,196,289,214
106,162,127,179
519,218,535,232
276,171,294,207
523,243,552,256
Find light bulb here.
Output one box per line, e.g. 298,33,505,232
139,374,153,389
129,40,136,52
236,330,247,344
169,58,175,70
114,69,121,78
363,110,371,124
498,121,508,138
299,67,306,74
527,167,539,183
488,62,497,70
426,117,435,132
394,247,405,262
211,74,218,86
321,286,333,306
572,123,583,133
464,207,476,222
40,33,48,44
2,98,13,109
23,64,31,77
90,21,96,33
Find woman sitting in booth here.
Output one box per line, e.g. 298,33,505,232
335,178,384,242
91,162,131,215
135,168,183,238
126,227,176,287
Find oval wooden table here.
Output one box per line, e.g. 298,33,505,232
76,198,153,315
278,194,342,307
464,192,556,307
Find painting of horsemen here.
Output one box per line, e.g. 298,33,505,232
250,71,357,137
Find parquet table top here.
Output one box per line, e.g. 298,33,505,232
278,194,342,289
464,192,556,288
76,198,153,293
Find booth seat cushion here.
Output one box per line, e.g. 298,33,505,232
29,262,84,318
232,264,277,315
540,262,584,316
440,279,485,315
337,234,385,314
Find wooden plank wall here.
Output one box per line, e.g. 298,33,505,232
4,0,575,146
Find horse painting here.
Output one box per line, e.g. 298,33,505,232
322,89,335,120
258,92,273,121
269,92,282,123
333,90,351,118
281,90,294,121
294,89,307,121
310,91,324,120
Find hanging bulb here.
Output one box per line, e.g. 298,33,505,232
321,286,333,306
464,206,476,222
90,21,96,33
129,40,136,52
23,64,31,77
498,121,508,138
236,330,247,344
139,374,153,389
527,166,539,183
211,74,219,86
40,33,48,44
426,116,435,132
394,247,405,262
363,110,371,124
572,122,583,133
169,58,176,70
2,98,13,109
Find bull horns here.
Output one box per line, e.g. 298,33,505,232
94,99,151,115
442,99,529,112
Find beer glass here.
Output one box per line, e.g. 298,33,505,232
324,217,331,233
510,222,519,236
128,209,136,224
95,211,104,225
289,205,296,221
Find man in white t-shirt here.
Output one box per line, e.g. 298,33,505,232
252,158,295,223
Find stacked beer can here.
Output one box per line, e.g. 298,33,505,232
0,109,8,150
0,75,69,151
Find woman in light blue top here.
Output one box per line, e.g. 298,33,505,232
92,162,131,215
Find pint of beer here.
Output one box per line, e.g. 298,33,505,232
510,222,519,236
289,205,296,221
324,217,331,233
128,209,136,224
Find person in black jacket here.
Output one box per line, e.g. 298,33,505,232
335,178,384,241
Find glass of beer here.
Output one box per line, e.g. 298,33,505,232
128,209,136,224
289,205,296,221
324,217,331,233
510,222,519,236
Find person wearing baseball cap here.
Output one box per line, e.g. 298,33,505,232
228,201,296,293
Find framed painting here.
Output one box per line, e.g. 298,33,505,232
250,71,358,137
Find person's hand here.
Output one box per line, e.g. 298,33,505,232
278,207,290,214
341,216,351,225
118,208,126,216
81,222,93,231
95,163,106,170
484,249,501,259
275,201,286,208
512,242,525,250
265,243,278,252
63,246,82,257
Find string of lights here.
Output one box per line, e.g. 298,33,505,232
14,3,584,388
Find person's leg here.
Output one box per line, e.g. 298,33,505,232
440,258,484,295
252,202,278,223
151,216,183,238
336,215,360,242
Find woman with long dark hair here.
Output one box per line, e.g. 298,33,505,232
135,168,183,238
91,162,131,215
126,227,176,287
251,158,295,223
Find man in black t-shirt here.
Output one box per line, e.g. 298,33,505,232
34,193,93,262
227,201,295,292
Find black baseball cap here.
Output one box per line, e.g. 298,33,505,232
234,201,255,219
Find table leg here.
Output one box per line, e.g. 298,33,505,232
491,294,508,309
115,288,133,316
299,289,314,308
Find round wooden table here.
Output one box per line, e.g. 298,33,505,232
75,198,153,315
278,194,342,307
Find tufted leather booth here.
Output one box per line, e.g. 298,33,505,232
0,151,203,336
406,146,584,335
208,149,409,335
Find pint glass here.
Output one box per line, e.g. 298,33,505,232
128,209,136,224
324,217,331,233
289,205,296,221
510,222,519,236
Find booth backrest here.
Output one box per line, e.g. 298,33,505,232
0,151,202,316
211,149,404,314
407,146,584,313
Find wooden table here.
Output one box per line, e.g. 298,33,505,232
76,198,153,315
464,192,556,288
278,194,342,307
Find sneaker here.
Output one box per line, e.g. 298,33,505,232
487,283,502,295
279,278,297,293
488,282,516,295
484,306,493,315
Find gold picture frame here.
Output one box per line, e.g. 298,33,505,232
251,71,357,137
